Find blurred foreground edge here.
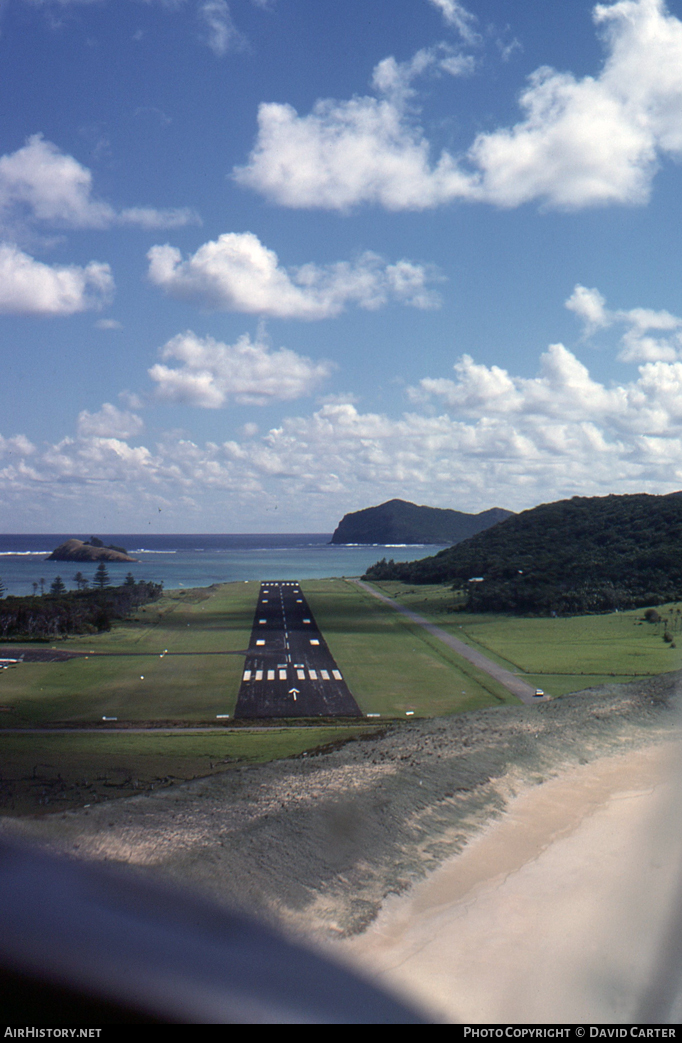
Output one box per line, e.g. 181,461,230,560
0,839,429,1024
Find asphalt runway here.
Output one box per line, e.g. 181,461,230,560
234,582,362,718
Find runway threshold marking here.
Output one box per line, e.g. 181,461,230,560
233,581,362,719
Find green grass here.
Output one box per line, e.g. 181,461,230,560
59,581,256,654
301,579,518,716
0,578,523,725
2,578,680,728
0,726,373,816
0,654,242,724
0,581,256,724
366,581,682,697
2,575,680,816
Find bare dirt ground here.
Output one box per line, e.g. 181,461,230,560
0,674,679,943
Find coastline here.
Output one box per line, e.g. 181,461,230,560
341,739,682,1023
0,533,447,598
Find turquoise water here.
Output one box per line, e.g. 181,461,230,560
0,534,444,597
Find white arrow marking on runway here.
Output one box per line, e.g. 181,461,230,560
289,687,299,701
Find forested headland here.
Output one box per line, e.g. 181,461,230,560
330,498,512,545
363,492,682,615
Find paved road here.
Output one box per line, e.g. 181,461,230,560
354,580,542,706
234,581,362,718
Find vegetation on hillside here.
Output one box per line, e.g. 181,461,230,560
364,493,682,615
330,498,512,545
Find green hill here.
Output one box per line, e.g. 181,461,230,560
330,499,512,545
363,492,682,615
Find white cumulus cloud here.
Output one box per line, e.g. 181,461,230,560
77,403,144,440
147,232,440,317
566,283,682,362
0,242,113,315
565,285,610,334
7,326,682,525
0,135,199,233
236,0,682,212
148,330,334,406
411,340,682,438
0,434,35,458
234,94,474,211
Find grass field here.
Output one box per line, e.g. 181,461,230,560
301,579,516,715
365,581,682,696
2,576,680,815
2,577,680,723
0,577,523,727
0,581,256,724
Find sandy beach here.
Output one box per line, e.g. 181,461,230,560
1,673,681,1023
342,741,682,1023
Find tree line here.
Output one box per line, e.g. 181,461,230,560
0,568,163,640
364,492,682,615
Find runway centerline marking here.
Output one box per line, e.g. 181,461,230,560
234,580,362,718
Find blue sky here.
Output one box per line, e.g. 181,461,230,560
3,0,682,532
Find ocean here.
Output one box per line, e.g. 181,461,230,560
0,534,444,597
